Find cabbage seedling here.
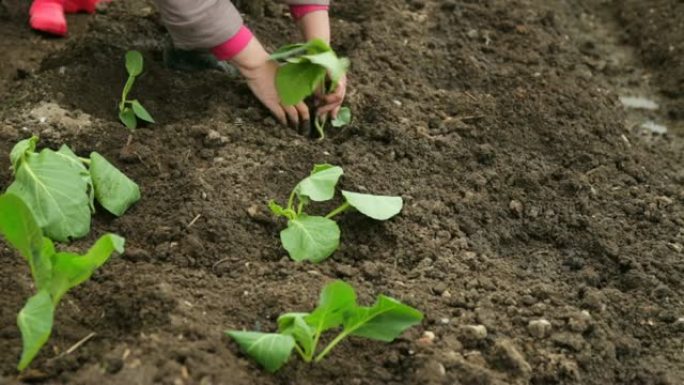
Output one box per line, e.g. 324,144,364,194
227,280,423,372
119,50,154,130
270,39,351,138
0,193,125,371
269,164,403,262
7,136,140,242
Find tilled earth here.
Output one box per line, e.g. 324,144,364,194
0,0,683,384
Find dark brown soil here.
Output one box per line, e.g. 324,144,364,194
1,1,683,384
616,0,684,120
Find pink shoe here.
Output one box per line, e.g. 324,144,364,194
29,0,67,36
64,0,108,14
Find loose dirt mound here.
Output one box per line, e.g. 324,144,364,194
1,1,683,384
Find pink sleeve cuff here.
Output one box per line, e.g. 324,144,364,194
290,5,329,20
211,26,254,61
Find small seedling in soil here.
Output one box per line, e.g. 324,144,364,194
271,39,351,138
269,164,403,263
227,280,423,372
7,136,140,242
119,50,154,133
0,193,125,371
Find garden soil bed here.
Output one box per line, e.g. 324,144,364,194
1,0,683,384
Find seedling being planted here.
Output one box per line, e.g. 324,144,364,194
119,50,154,131
269,164,403,263
7,136,140,242
271,39,352,138
227,280,423,372
0,193,125,371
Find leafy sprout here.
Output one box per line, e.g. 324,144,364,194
270,39,352,138
0,193,125,371
119,50,154,130
269,164,403,262
7,136,140,242
227,280,423,372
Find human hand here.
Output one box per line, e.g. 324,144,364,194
231,38,310,131
315,73,347,120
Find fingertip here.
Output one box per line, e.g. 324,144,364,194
323,94,343,104
317,105,334,117
273,109,287,126
284,107,299,128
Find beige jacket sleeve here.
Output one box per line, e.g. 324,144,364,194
153,0,330,50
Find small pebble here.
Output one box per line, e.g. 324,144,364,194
203,130,228,148
416,331,436,346
673,317,684,332
467,29,479,39
459,324,487,341
509,200,523,217
528,319,552,338
432,283,447,295
568,310,591,332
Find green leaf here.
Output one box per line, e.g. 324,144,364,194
306,281,357,333
278,313,315,357
55,145,85,170
17,290,54,371
295,164,344,202
125,50,143,77
48,233,124,304
0,193,54,290
131,100,155,123
7,148,91,242
119,107,137,130
226,331,295,373
281,215,340,263
270,43,308,61
271,39,331,61
89,152,141,216
304,51,349,85
276,62,327,106
331,107,352,128
341,191,403,220
0,193,44,264
56,145,94,212
344,295,423,342
9,136,37,172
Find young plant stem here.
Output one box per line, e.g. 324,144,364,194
314,330,351,362
120,76,135,111
313,82,336,139
314,116,327,139
287,190,297,212
325,202,351,219
78,157,91,165
293,344,309,362
309,327,324,362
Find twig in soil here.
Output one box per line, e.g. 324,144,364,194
186,214,202,229
212,257,232,273
56,332,96,359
